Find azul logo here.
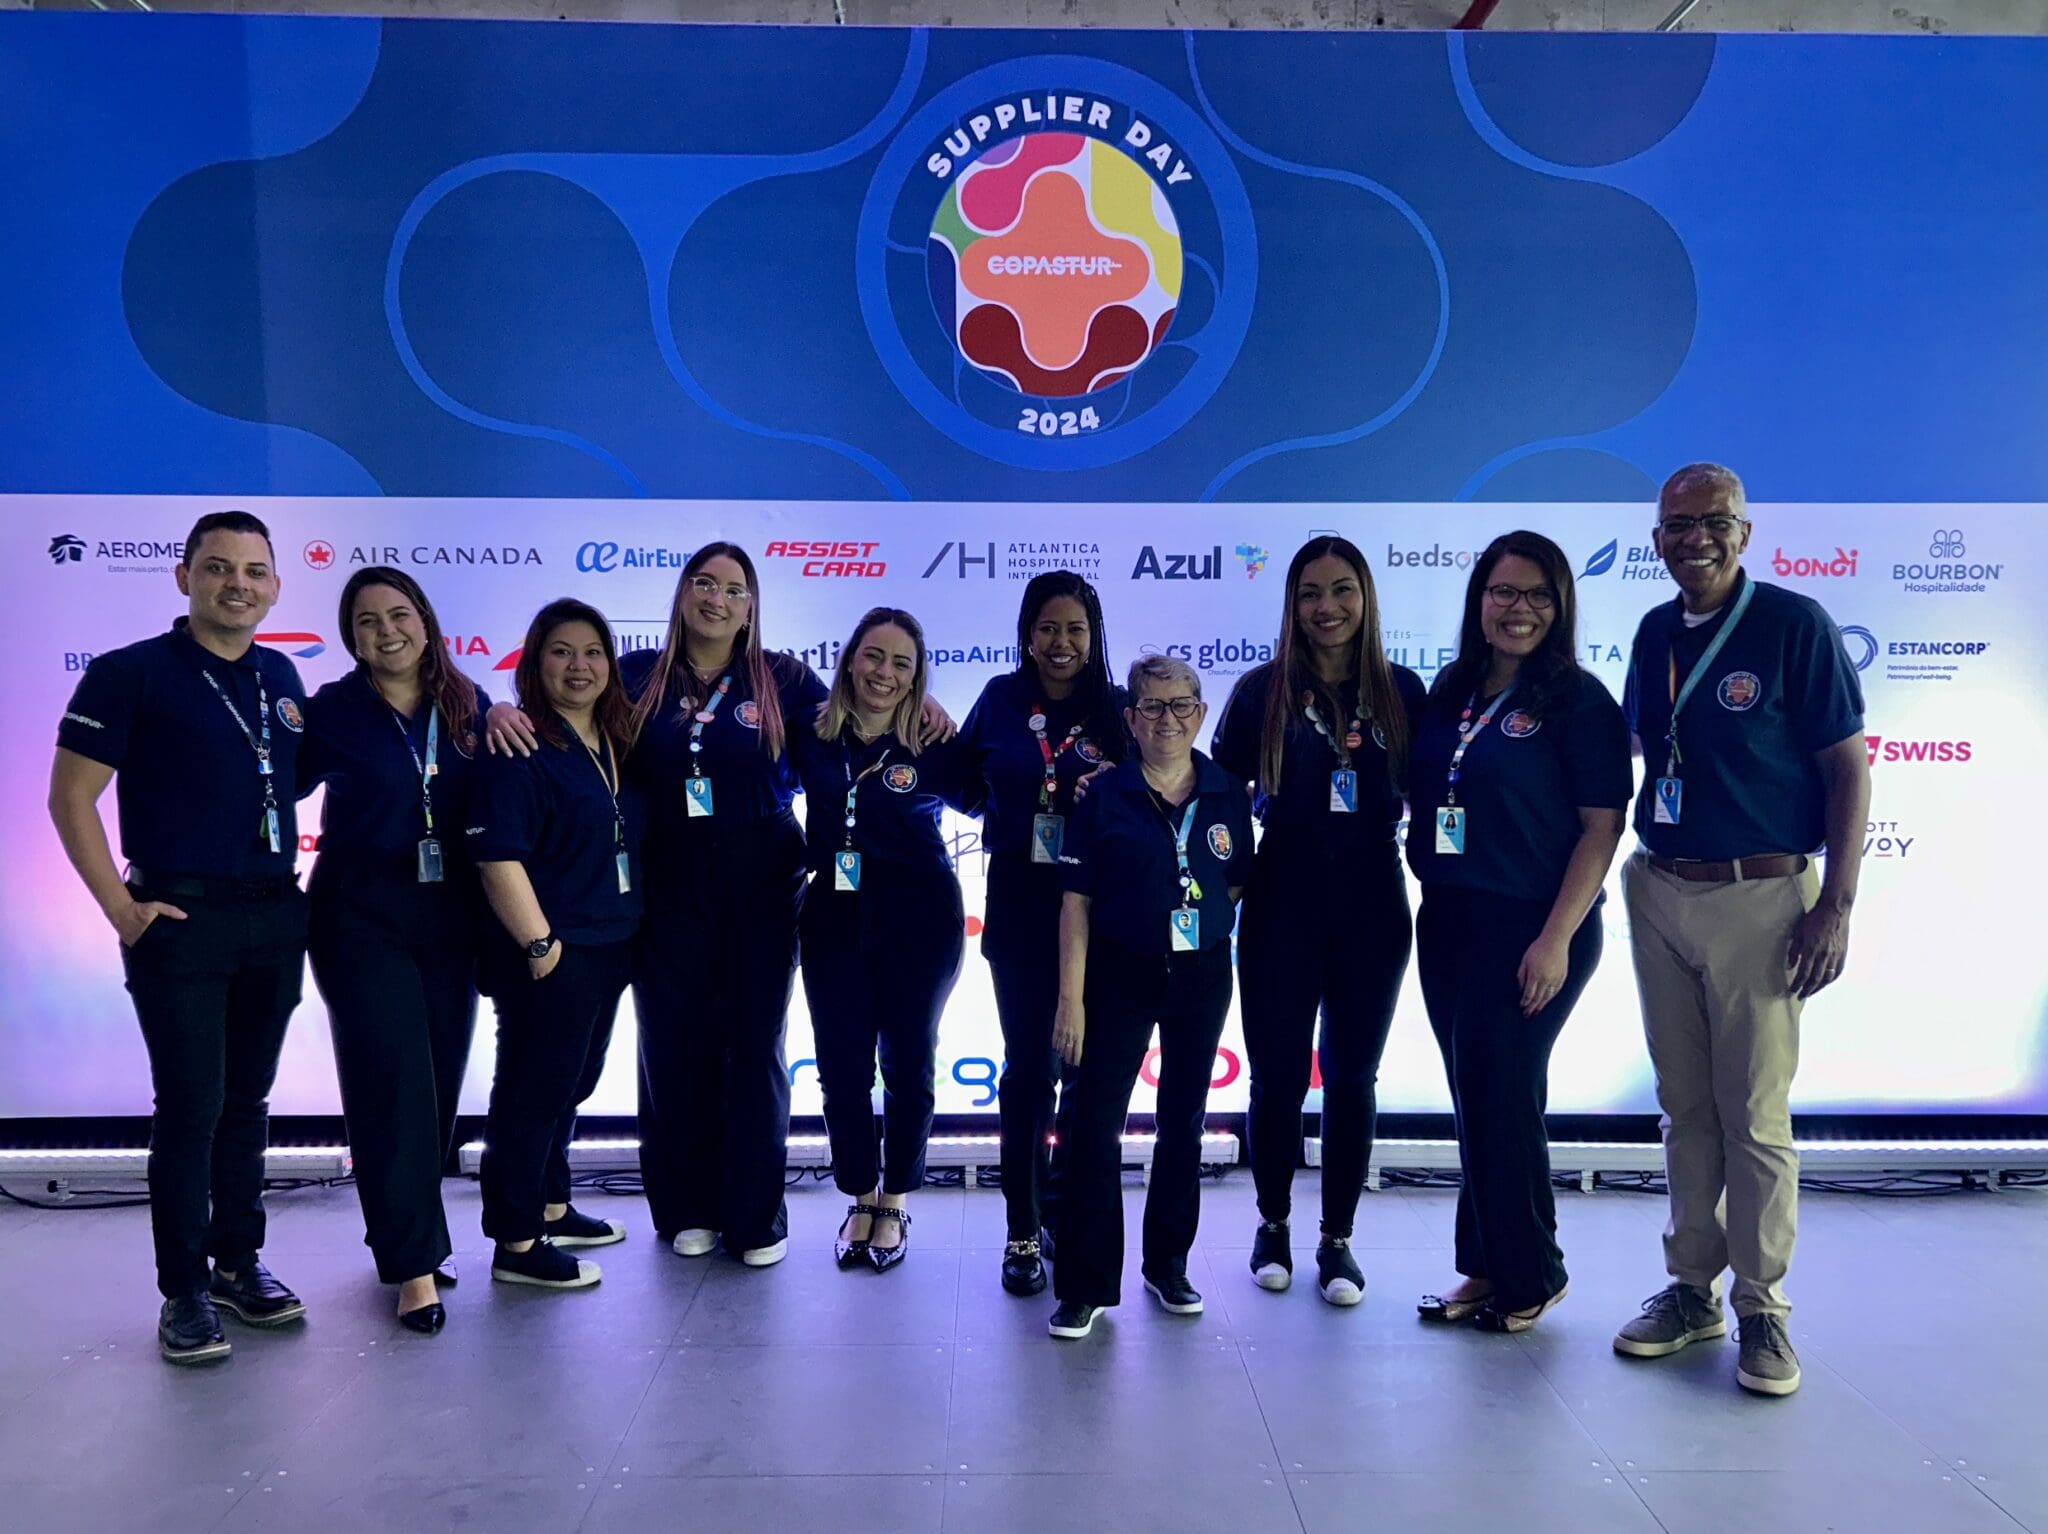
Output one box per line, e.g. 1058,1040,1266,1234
1864,818,1916,861
1133,545,1223,580
256,631,325,660
1385,543,1485,572
1839,624,1879,672
1580,539,1670,583
1143,637,1273,673
1771,547,1858,579
764,540,885,578
577,541,688,574
1865,735,1973,765
1234,543,1269,578
1894,528,2003,593
345,544,542,568
47,532,183,574
921,541,1104,580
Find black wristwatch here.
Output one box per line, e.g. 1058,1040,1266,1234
526,933,557,960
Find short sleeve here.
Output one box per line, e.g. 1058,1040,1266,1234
1210,671,1261,787
1562,671,1635,810
1223,787,1255,888
56,650,140,768
296,686,345,796
466,751,546,863
782,656,830,716
927,733,985,817
1621,614,1649,738
1057,770,1105,897
1788,608,1866,753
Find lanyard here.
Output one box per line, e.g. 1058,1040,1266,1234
1661,578,1756,774
582,732,625,851
202,667,281,837
841,739,893,849
687,675,732,774
1151,791,1201,910
1030,703,1086,810
1301,691,1367,769
1442,681,1517,809
383,697,440,836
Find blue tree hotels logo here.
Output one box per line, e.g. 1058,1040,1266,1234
1580,538,1671,583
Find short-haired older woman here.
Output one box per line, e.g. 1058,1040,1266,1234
1043,655,1254,1340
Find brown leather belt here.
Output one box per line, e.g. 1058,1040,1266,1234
1646,853,1808,884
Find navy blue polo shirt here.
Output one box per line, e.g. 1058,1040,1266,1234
56,618,309,881
958,669,1124,861
1211,661,1426,850
1407,668,1634,904
465,722,646,945
789,720,977,879
621,648,829,864
300,670,493,927
1623,572,1864,860
1059,753,1254,957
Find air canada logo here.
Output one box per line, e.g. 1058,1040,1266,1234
1718,672,1761,711
1206,824,1233,860
1499,710,1541,738
884,764,919,793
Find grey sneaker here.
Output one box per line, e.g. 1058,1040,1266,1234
1613,1282,1727,1358
1735,1314,1802,1396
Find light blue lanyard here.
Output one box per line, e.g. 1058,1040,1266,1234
1169,797,1198,909
687,675,732,771
1663,579,1756,773
1443,681,1516,809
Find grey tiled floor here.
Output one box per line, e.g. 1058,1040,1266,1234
0,1171,2043,1532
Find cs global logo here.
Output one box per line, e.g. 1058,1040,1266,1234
859,61,1254,470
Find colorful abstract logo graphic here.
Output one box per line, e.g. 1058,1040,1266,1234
928,134,1182,399
1235,544,1269,578
256,631,326,660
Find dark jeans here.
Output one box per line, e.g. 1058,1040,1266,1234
1050,938,1233,1308
120,883,309,1298
1416,884,1604,1311
984,854,1066,1242
310,898,477,1283
479,939,631,1244
1238,844,1410,1239
799,866,964,1195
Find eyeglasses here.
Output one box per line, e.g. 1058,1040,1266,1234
1485,583,1556,612
1132,695,1200,721
1656,515,1745,539
688,575,751,603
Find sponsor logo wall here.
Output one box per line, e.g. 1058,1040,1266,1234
9,497,2044,1120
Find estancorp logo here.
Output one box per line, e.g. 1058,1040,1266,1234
1894,528,2003,594
1771,547,1857,579
764,540,886,578
1864,735,1972,766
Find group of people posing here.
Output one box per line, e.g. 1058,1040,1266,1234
49,462,1868,1400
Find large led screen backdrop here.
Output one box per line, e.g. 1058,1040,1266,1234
2,18,2044,1120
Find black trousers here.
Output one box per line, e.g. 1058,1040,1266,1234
1238,843,1411,1239
635,818,804,1251
983,855,1066,1242
1416,884,1604,1310
309,898,477,1283
479,939,631,1244
120,882,309,1298
1050,938,1233,1308
799,866,964,1195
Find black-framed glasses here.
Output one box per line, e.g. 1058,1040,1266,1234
1485,583,1556,612
1656,515,1745,538
1132,695,1200,721
688,575,751,603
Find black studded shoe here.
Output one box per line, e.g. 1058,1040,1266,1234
836,1203,879,1269
868,1207,912,1273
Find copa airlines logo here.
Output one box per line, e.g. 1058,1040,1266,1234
1865,735,1973,765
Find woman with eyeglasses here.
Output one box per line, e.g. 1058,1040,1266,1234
1408,531,1631,1332
1043,655,1253,1340
789,607,975,1273
1212,535,1424,1306
956,571,1124,1297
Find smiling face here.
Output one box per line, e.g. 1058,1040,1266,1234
848,621,919,722
176,529,278,639
681,554,752,650
539,620,610,715
350,582,431,686
1478,552,1557,665
1653,480,1752,611
1028,595,1092,695
1125,674,1206,770
1293,553,1365,658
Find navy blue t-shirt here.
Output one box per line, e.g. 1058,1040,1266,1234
1211,661,1426,850
466,723,646,945
1060,753,1255,957
1407,668,1634,904
958,670,1123,863
1623,573,1864,860
788,719,976,879
56,619,309,881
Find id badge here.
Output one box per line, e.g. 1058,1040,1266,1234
833,850,863,893
1030,813,1065,864
1169,907,1200,952
1329,769,1358,814
685,776,715,818
416,837,444,884
1433,806,1466,856
263,807,281,855
1653,777,1683,826
615,851,633,895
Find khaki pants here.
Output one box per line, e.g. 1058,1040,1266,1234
1621,852,1817,1320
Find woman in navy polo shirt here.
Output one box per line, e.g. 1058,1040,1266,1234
468,599,645,1291
1407,531,1631,1332
300,567,490,1334
1044,654,1254,1340
956,571,1124,1297
1213,534,1424,1305
790,607,975,1273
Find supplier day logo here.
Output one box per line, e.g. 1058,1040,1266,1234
920,540,1105,580
47,531,184,576
1893,528,2004,595
1838,624,1988,684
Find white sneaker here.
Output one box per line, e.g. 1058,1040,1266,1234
671,1228,718,1258
740,1238,789,1268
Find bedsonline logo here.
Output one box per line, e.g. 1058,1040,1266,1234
764,540,886,578
1864,735,1972,766
1580,539,1670,583
47,532,183,575
1386,543,1486,573
1894,528,2003,595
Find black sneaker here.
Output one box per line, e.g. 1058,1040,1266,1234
542,1205,627,1248
1250,1220,1292,1292
1001,1239,1046,1297
158,1293,231,1364
1048,1300,1102,1339
209,1260,306,1327
1143,1271,1205,1315
1316,1238,1365,1308
491,1238,601,1289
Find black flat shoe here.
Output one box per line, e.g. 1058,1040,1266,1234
209,1259,306,1327
1475,1284,1568,1333
836,1203,881,1269
434,1260,458,1287
398,1302,446,1335
1001,1239,1046,1297
868,1208,911,1273
158,1293,231,1364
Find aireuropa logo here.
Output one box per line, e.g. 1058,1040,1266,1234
576,541,690,574
1385,543,1486,574
764,540,885,578
1234,544,1269,579
1864,817,1916,861
47,532,183,575
256,630,326,660
1864,735,1973,766
1894,528,2003,594
1771,547,1858,579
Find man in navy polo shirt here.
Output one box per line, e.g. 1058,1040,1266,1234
1612,465,1869,1397
49,510,314,1364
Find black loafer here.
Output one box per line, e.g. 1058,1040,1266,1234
209,1259,306,1327
1001,1239,1046,1297
398,1302,447,1335
159,1293,231,1364
868,1208,911,1273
